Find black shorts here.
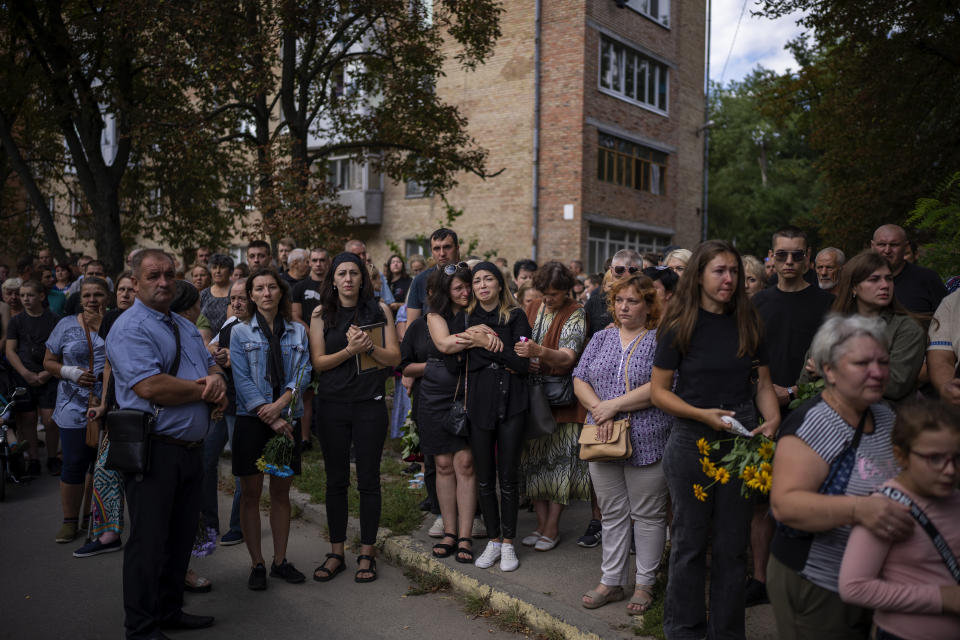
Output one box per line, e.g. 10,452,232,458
13,377,58,412
232,414,302,477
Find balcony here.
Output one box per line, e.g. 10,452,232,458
328,155,383,225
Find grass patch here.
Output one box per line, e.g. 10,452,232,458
537,627,566,640
463,590,493,617
403,567,450,596
497,602,529,634
292,439,426,535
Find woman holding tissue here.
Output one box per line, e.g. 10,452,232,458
230,267,312,591
43,277,109,544
650,240,780,639
309,252,400,584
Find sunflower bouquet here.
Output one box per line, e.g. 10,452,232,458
693,434,775,501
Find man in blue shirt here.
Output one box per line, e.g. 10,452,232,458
108,249,227,640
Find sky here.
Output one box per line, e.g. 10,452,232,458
708,0,808,86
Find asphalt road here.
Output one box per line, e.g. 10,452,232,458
0,471,523,640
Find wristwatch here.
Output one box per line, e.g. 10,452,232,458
786,386,796,402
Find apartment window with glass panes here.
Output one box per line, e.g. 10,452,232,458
599,35,669,113
327,157,362,191
587,225,670,274
623,0,670,28
597,132,667,195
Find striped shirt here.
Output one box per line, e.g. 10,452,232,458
789,399,900,592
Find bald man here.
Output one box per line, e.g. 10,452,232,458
871,224,946,313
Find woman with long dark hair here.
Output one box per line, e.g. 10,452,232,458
385,254,412,313
309,252,400,584
231,267,311,590
431,262,531,572
651,240,781,639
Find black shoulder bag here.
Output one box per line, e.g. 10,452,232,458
105,319,182,475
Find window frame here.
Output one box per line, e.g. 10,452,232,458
586,224,670,274
597,34,670,116
596,132,668,195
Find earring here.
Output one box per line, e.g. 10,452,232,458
852,291,856,299
333,285,338,292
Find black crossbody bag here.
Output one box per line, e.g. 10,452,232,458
105,320,182,475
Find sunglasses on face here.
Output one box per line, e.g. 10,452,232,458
773,250,806,263
612,266,640,276
443,262,470,275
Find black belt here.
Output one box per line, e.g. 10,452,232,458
151,434,204,449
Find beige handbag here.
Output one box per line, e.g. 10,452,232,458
578,331,647,462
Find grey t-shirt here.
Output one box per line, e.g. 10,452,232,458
199,288,230,335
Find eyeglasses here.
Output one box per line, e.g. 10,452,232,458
909,450,960,471
443,262,469,276
773,250,806,263
612,266,640,276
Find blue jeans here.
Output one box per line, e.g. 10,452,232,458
201,417,241,534
662,410,754,640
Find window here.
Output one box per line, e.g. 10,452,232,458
405,239,427,258
327,156,362,191
623,0,670,28
599,35,669,113
405,179,427,198
587,224,670,274
597,132,667,194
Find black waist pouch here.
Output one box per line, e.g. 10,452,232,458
104,409,156,474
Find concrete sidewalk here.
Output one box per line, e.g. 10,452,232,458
220,461,777,639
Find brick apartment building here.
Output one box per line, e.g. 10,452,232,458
342,0,706,273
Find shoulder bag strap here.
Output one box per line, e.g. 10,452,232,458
622,330,648,395
879,486,960,584
78,315,98,409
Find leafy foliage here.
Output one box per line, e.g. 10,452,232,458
907,172,960,278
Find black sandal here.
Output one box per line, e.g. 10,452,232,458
455,537,474,564
355,555,377,583
313,553,345,582
432,533,457,558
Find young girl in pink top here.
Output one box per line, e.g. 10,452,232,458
838,400,960,640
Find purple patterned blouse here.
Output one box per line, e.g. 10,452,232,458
572,327,672,466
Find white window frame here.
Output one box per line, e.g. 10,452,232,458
586,224,670,274
598,34,670,116
623,0,670,29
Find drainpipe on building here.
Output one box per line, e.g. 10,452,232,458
702,0,712,242
531,0,542,261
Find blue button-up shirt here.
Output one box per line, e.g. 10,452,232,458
230,315,311,418
106,298,215,441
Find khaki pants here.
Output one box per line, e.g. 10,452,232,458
767,553,871,640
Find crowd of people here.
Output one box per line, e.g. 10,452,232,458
1,221,958,640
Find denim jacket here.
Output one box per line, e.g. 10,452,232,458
231,315,311,418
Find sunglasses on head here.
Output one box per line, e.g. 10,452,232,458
612,266,640,276
773,250,806,263
443,262,470,276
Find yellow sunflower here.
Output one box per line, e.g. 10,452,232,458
693,484,708,502
740,465,756,482
758,440,775,461
714,467,731,485
760,462,773,475
697,438,712,456
700,456,717,478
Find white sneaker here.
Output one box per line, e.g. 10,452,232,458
520,531,542,547
472,516,488,538
428,515,445,538
474,541,502,568
500,543,519,572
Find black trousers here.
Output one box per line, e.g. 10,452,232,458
318,399,387,545
424,455,440,515
469,412,525,540
123,441,203,639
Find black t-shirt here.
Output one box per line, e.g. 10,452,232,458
585,290,611,340
389,276,413,306
406,266,436,312
315,299,389,403
7,310,60,372
893,261,946,314
281,272,303,288
654,308,768,408
292,277,324,323
752,284,833,387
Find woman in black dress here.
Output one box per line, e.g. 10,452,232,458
309,252,401,584
429,262,531,572
385,254,412,314
420,265,484,563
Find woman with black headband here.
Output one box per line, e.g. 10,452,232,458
309,252,401,584
230,268,311,590
428,261,531,572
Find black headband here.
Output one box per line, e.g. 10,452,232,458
471,261,505,291
331,252,364,270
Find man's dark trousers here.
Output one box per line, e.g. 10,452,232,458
123,440,203,639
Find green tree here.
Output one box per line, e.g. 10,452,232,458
757,0,960,255
707,69,820,256
907,171,960,278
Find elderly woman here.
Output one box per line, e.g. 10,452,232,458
515,261,589,552
574,274,671,613
798,251,926,404
768,314,913,640
43,276,108,543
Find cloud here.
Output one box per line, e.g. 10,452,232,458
709,0,808,85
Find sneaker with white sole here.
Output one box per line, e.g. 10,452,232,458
499,543,519,572
534,535,559,551
474,541,502,568
428,515,445,538
520,531,542,547
472,516,487,538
